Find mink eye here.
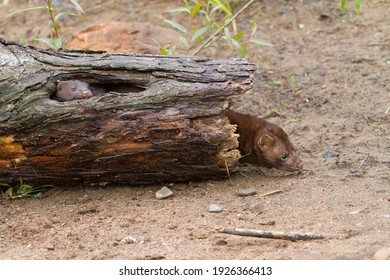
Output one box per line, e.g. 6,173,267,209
281,154,288,161
71,87,76,92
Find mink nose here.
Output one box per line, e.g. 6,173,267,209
83,90,93,96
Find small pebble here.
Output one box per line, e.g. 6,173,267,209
237,188,257,197
373,247,390,260
156,186,173,199
215,240,228,246
350,168,365,177
349,209,363,215
208,204,222,213
46,243,55,250
120,236,137,244
322,150,336,158
258,220,275,226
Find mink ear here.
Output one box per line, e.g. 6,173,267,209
257,134,275,150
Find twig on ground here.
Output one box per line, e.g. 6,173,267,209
367,43,390,47
222,228,343,241
258,189,283,197
225,160,232,184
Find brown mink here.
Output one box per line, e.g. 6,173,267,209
56,80,94,102
226,109,303,171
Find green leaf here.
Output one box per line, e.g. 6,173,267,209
355,0,361,14
18,185,33,195
183,0,191,11
241,44,247,58
6,6,47,18
191,1,205,17
53,38,63,50
55,12,90,22
180,35,189,47
210,5,222,16
33,30,40,48
251,21,257,37
209,0,232,15
164,19,188,34
341,0,346,11
249,38,273,47
160,47,171,56
230,38,246,58
33,192,43,198
233,32,245,41
192,26,209,42
70,0,86,15
5,187,13,197
38,38,62,50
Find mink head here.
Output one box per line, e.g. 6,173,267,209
56,80,93,101
253,122,303,171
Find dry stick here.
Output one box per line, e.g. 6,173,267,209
258,189,283,197
222,228,342,241
224,160,232,184
192,0,256,56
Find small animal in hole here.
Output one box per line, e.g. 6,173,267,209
226,109,303,171
56,80,94,102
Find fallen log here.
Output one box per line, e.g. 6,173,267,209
0,37,255,185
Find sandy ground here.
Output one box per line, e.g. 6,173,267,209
0,0,389,259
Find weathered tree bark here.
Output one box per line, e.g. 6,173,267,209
0,37,255,185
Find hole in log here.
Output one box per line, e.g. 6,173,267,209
51,79,146,102
92,82,145,94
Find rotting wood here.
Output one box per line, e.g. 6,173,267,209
0,37,255,185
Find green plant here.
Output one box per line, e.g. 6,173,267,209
341,0,361,14
6,0,89,50
290,75,297,93
162,0,272,57
0,177,53,199
19,29,40,48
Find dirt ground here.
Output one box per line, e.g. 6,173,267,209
0,0,389,260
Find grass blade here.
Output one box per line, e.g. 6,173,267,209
55,12,90,22
251,21,257,37
167,7,191,14
70,0,86,15
249,38,273,47
6,6,47,18
164,19,188,34
230,38,246,58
